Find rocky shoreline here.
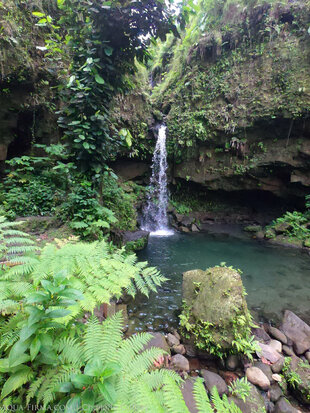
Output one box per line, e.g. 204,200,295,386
146,309,310,413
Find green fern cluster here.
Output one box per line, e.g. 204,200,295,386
1,236,166,317
0,310,242,413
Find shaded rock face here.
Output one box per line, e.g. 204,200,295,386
181,266,251,354
201,370,228,396
281,310,310,355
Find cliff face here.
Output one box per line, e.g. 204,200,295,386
0,1,60,162
151,0,310,203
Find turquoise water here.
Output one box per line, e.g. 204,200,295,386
127,228,310,332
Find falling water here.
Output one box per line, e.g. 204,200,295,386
142,125,173,236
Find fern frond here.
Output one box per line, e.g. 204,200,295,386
163,377,190,413
100,311,123,363
83,316,105,362
192,378,213,413
57,337,84,367
1,366,34,400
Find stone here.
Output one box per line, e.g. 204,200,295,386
191,223,199,232
269,383,283,402
226,354,239,371
182,267,251,351
172,344,186,355
184,344,196,357
246,366,270,390
166,333,180,347
269,339,282,354
228,384,267,413
272,374,282,383
274,397,299,413
271,356,285,374
257,342,282,363
171,354,190,371
273,222,292,235
181,215,194,227
305,351,310,363
181,378,199,413
201,370,228,396
254,361,274,383
268,326,288,344
280,310,310,355
144,332,170,354
252,326,271,344
180,226,190,233
172,329,181,341
282,345,295,356
123,230,149,251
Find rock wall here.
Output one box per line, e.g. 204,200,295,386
152,0,310,204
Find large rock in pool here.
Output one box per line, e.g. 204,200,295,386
181,267,253,355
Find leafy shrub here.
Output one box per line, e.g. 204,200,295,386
268,210,310,241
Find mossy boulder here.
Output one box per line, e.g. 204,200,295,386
180,266,254,357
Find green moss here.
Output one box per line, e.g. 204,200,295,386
180,265,258,359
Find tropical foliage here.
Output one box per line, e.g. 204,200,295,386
0,219,244,412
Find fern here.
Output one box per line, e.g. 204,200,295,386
0,217,39,265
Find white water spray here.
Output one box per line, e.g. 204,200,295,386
142,125,173,236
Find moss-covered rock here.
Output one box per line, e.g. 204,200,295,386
180,266,255,357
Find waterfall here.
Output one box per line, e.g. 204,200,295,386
142,124,173,236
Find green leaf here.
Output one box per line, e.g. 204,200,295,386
46,309,71,318
8,340,30,367
57,0,65,6
104,46,113,56
20,324,38,342
125,130,133,147
30,337,41,361
84,359,104,377
71,374,93,389
56,382,74,393
26,291,48,304
83,142,90,150
101,362,121,378
65,396,81,413
60,289,84,301
32,11,45,17
95,74,105,85
97,380,116,404
1,366,33,400
27,307,44,327
82,388,95,412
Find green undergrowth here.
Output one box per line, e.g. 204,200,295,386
266,195,310,242
0,218,244,412
0,145,140,239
